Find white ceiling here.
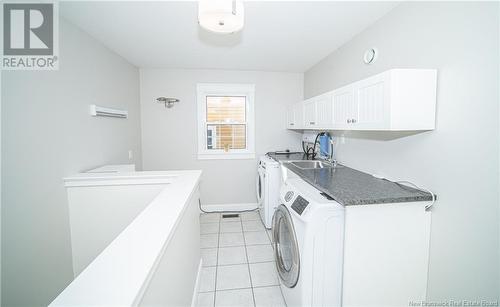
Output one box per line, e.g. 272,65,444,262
61,1,398,72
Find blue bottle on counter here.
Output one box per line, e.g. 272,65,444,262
319,134,331,159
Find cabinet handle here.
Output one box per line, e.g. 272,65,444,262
310,121,315,125
347,119,351,124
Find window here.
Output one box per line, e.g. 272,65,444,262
197,83,255,159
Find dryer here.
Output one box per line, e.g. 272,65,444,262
272,177,345,307
256,155,281,229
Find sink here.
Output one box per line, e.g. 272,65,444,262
287,160,333,169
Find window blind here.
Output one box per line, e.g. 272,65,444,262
206,96,247,150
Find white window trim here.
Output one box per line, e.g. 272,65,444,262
197,83,255,160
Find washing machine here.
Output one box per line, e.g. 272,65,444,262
256,155,281,229
272,177,345,307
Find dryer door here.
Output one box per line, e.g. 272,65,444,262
272,204,300,288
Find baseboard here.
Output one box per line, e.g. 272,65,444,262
200,203,259,212
190,259,203,307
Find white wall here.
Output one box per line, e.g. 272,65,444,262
140,69,303,205
1,19,142,306
304,2,499,301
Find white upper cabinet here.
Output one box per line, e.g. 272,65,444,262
332,84,357,129
288,69,437,131
315,92,334,128
303,99,317,128
286,102,304,129
293,102,304,129
286,105,295,129
289,93,334,129
386,69,437,130
353,72,389,129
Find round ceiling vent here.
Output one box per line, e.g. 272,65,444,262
363,47,378,65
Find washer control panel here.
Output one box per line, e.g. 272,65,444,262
291,195,309,215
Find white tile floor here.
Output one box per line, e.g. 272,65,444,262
197,211,286,307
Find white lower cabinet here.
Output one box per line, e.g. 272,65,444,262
287,69,437,131
342,203,431,307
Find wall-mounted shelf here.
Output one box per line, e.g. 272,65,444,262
90,105,128,119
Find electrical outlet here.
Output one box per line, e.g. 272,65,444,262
340,134,346,144
128,150,133,160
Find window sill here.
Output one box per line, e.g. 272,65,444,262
197,153,256,160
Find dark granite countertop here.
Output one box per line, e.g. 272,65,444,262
267,152,434,206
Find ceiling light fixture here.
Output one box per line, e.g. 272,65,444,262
198,0,244,34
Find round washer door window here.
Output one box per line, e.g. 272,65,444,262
272,204,300,288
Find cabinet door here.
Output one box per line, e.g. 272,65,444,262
286,105,295,129
332,85,357,129
303,99,317,128
293,103,304,129
315,93,334,128
353,73,390,129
